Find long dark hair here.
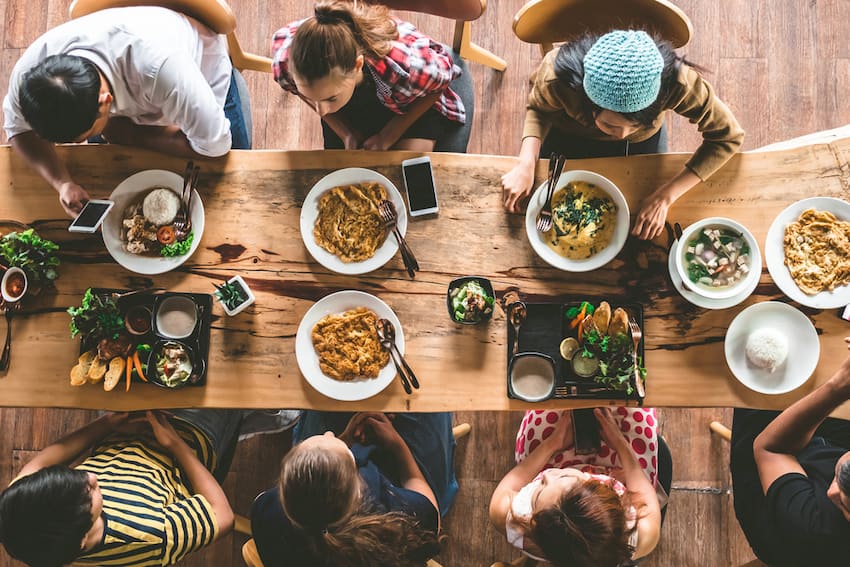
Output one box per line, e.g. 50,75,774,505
0,466,93,567
290,1,398,82
526,479,636,567
553,31,706,128
278,442,440,566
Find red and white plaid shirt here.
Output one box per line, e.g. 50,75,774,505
271,18,465,124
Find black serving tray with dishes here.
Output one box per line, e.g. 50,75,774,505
506,300,645,404
80,289,212,388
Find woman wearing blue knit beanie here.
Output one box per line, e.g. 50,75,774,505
501,30,744,240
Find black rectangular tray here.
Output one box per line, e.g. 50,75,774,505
79,288,212,387
506,299,645,403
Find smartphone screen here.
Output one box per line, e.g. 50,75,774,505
403,161,438,213
69,201,113,232
573,408,601,455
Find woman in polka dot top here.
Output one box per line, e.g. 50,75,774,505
488,407,663,566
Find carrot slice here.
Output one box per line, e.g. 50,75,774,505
133,351,148,382
125,356,132,392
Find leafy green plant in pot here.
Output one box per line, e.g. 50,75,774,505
214,275,255,316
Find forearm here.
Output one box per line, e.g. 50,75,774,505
390,441,439,514
108,122,202,159
517,136,542,167
9,132,73,190
653,167,701,206
16,416,113,478
495,440,557,493
380,92,442,148
169,440,234,534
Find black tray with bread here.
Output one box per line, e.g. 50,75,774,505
505,298,645,404
69,288,212,390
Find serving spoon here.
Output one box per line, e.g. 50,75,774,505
376,318,419,392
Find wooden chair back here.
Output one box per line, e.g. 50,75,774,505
68,0,272,72
513,0,693,55
242,538,264,567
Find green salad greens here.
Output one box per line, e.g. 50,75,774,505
67,288,124,343
160,231,194,257
449,280,494,322
580,328,646,395
0,228,60,288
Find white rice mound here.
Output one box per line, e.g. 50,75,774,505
745,328,789,373
142,187,180,226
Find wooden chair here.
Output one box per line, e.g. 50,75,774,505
68,0,272,73
237,423,471,567
709,420,732,442
512,0,693,56
373,0,506,71
491,557,537,567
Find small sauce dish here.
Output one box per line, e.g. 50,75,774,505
509,353,555,402
1,267,27,303
124,305,152,336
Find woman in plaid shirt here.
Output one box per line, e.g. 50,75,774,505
272,0,466,151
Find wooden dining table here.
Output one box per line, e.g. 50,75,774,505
1,140,850,416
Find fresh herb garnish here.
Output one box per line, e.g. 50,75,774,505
160,231,194,257
0,228,60,288
552,185,614,236
67,288,124,343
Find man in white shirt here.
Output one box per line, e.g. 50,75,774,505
3,6,251,217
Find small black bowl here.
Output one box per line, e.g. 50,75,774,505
146,340,204,389
447,276,495,325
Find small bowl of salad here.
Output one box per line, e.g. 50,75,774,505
447,277,495,325
148,340,203,388
676,217,761,300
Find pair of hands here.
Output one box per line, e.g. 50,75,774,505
343,129,393,151
340,412,406,452
539,408,630,456
499,162,670,240
105,410,185,451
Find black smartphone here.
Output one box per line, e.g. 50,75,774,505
573,408,601,455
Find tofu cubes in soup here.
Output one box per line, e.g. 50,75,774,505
684,227,751,289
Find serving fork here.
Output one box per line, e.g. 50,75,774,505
628,319,646,398
378,200,419,278
535,153,566,233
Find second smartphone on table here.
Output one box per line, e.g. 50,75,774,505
401,156,439,217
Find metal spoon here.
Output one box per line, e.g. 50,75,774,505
378,318,419,389
375,319,415,394
508,301,527,356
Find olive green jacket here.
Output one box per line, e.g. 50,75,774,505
523,49,745,181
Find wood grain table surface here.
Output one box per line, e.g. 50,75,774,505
1,141,849,415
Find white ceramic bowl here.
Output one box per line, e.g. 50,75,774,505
1,267,27,303
525,170,630,272
675,217,761,300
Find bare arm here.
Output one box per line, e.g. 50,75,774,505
147,412,234,536
296,93,362,150
631,168,702,240
102,118,204,159
9,132,90,217
501,136,543,213
364,92,442,151
753,338,850,493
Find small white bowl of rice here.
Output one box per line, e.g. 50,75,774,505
102,169,205,275
724,301,819,394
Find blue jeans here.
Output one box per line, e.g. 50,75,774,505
293,411,459,516
224,70,250,150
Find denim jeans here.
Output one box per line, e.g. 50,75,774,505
224,69,251,150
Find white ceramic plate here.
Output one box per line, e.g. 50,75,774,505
765,196,850,308
300,168,407,275
295,290,404,401
724,301,819,394
525,170,630,272
668,239,760,309
102,170,205,275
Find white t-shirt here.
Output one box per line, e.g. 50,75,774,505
2,6,232,156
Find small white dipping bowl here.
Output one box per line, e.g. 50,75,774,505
675,217,761,300
509,353,556,402
155,296,198,339
1,267,27,303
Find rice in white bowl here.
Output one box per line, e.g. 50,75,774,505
142,187,180,226
745,328,789,373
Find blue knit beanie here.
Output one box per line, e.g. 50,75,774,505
582,30,664,113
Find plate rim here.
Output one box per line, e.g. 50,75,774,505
103,169,205,275
524,169,630,272
764,196,850,309
294,290,404,401
723,301,820,395
299,167,407,275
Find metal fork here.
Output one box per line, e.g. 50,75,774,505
535,153,566,233
378,200,419,278
0,302,21,371
173,165,199,235
628,319,646,398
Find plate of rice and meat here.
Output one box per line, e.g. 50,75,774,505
102,170,205,275
294,290,403,401
300,168,407,275
724,301,819,395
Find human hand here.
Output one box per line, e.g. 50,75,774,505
539,411,574,452
339,412,385,446
631,191,671,240
362,132,391,151
828,337,850,397
57,181,90,217
343,130,363,150
360,413,405,452
146,411,183,451
594,408,629,453
501,161,535,213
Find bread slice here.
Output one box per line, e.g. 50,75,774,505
70,364,88,386
104,357,125,392
78,349,96,374
593,301,611,335
609,307,629,337
87,357,107,383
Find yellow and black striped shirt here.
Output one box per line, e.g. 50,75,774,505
74,420,219,566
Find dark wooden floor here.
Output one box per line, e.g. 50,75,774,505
3,1,850,565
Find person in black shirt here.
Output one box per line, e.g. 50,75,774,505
731,337,850,566
251,411,457,567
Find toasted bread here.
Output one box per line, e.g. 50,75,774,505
609,307,629,336
87,357,107,383
593,301,611,335
104,357,125,392
70,364,88,386
71,350,97,386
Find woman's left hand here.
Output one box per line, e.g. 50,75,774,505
539,411,574,452
363,132,391,151
594,408,629,454
632,192,671,240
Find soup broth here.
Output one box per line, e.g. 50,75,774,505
683,227,751,289
511,356,555,400
545,181,617,259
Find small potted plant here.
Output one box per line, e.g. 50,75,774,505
214,275,255,316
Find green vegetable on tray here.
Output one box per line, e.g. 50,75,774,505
160,231,194,257
449,280,494,322
0,228,60,288
67,288,124,343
